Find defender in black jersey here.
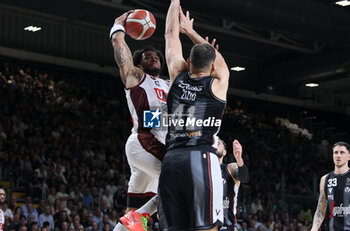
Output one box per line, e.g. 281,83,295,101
217,139,249,231
159,1,230,230
311,142,350,231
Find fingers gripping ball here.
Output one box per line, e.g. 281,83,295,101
125,9,156,40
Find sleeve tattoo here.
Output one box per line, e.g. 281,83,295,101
312,190,327,229
114,47,126,67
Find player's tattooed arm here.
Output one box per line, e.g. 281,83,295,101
110,11,142,88
111,34,142,88
311,175,327,231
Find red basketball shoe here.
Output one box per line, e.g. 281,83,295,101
120,210,150,231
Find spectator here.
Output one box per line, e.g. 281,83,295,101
20,196,32,215
47,188,57,207
92,208,103,224
69,215,83,230
54,210,69,230
23,203,39,223
36,199,46,216
2,202,13,220
251,197,264,214
98,214,113,231
30,221,40,231
42,221,51,231
108,210,118,228
56,184,69,207
103,223,111,231
18,225,27,231
26,214,37,229
69,186,82,202
102,189,113,209
87,222,99,231
9,196,17,213
82,188,93,208
79,208,89,228
60,221,69,231
38,206,54,231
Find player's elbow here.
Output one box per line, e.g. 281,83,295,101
164,31,178,41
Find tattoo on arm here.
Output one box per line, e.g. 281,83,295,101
114,47,126,67
312,190,326,230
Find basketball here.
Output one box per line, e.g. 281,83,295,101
125,9,156,40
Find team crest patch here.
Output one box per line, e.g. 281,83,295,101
346,178,350,186
345,187,350,193
328,188,333,193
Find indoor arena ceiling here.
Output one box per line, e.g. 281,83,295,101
0,0,349,114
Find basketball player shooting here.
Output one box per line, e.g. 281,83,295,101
110,10,168,231
158,0,230,230
311,142,350,231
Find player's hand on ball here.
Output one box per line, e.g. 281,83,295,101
114,11,133,26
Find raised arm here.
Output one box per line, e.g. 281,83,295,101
228,140,249,184
165,0,187,84
311,175,328,231
110,12,143,89
179,9,229,100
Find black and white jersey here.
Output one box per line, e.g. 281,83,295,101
166,72,226,150
221,163,239,227
325,169,350,231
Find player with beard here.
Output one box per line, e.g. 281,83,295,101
110,11,169,231
311,142,350,231
0,188,6,231
217,139,248,231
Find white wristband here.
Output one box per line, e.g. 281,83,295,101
109,24,125,39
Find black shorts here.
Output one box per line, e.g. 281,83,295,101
158,145,223,230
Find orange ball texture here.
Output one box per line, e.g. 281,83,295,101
125,9,156,40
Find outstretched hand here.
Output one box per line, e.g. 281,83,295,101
233,139,244,166
205,37,219,51
179,6,194,34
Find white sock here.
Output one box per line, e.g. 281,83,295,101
136,196,158,216
113,222,128,231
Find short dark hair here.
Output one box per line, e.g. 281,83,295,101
133,47,164,70
333,142,350,152
43,221,50,228
190,43,216,70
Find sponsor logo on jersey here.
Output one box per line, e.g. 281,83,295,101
329,202,350,218
328,187,333,193
223,196,230,209
154,88,167,102
328,195,334,200
178,81,203,101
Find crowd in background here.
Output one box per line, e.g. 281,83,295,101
0,60,339,231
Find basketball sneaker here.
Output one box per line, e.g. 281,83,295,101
120,210,150,231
